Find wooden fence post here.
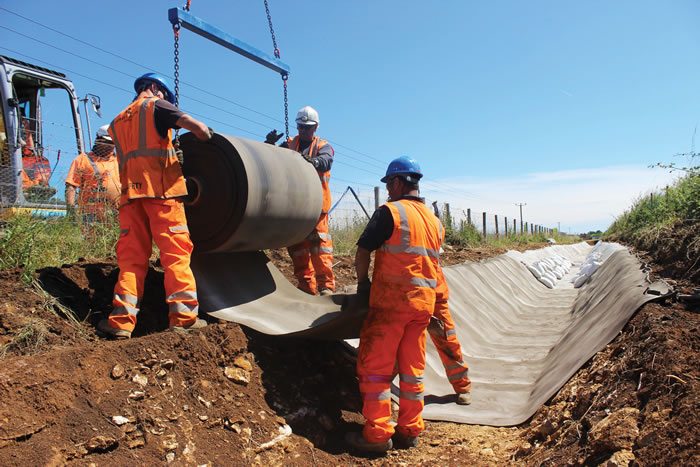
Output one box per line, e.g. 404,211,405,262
505,216,508,235
482,212,487,238
445,203,451,229
374,186,380,211
467,208,471,226
495,214,499,238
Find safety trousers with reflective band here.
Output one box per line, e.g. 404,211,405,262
287,212,334,294
428,299,472,394
109,198,198,332
357,306,431,443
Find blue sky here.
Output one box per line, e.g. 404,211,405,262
1,1,697,232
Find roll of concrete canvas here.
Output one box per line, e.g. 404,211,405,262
179,133,323,253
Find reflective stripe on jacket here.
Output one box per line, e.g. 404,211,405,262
286,135,332,213
109,97,185,205
371,199,444,310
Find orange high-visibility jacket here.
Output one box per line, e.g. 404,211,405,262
371,199,445,310
65,152,121,208
109,97,186,206
286,135,332,213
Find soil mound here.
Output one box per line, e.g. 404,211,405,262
0,243,697,465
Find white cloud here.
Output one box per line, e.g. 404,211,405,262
423,165,682,234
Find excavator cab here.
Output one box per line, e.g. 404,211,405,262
0,55,85,215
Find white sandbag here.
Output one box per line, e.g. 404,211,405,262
538,276,555,288
534,262,546,276
526,264,542,279
573,274,589,288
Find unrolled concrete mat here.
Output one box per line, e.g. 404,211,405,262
194,243,669,426
192,251,367,339
420,246,669,425
180,133,322,253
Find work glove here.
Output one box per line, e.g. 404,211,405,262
427,316,447,339
305,229,321,244
66,203,77,220
356,278,371,306
265,129,284,145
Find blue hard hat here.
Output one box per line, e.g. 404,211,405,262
381,156,423,183
134,73,176,105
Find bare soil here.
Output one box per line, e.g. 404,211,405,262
0,243,697,465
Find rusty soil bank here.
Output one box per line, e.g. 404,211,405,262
0,243,697,465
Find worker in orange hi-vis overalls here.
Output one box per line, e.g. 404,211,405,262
97,73,213,340
347,156,443,453
267,106,335,296
20,117,51,189
429,267,472,404
65,125,121,224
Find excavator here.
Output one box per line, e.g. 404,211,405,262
0,54,86,217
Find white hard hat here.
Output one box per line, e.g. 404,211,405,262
295,106,319,126
95,124,112,142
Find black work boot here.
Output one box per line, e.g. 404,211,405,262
170,318,208,333
345,432,392,453
97,318,131,339
392,431,419,449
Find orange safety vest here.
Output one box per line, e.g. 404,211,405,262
371,199,445,310
286,135,332,213
69,152,120,209
109,97,186,206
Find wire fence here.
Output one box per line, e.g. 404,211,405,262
328,184,557,238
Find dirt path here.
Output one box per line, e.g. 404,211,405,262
0,244,697,465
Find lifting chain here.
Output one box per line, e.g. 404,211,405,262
264,0,279,58
172,21,183,162
264,0,289,138
282,75,289,139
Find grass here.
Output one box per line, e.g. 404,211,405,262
0,211,119,283
330,213,371,256
0,320,49,358
330,210,578,256
605,173,700,242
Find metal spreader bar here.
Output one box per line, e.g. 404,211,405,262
168,7,291,77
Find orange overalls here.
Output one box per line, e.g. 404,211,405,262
286,135,334,294
106,96,199,333
357,199,443,443
429,268,472,394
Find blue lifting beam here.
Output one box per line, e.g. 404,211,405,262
168,7,291,77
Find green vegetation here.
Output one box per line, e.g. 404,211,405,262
0,212,119,283
330,207,578,256
605,152,699,280
0,319,48,358
330,213,370,256
605,172,700,240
